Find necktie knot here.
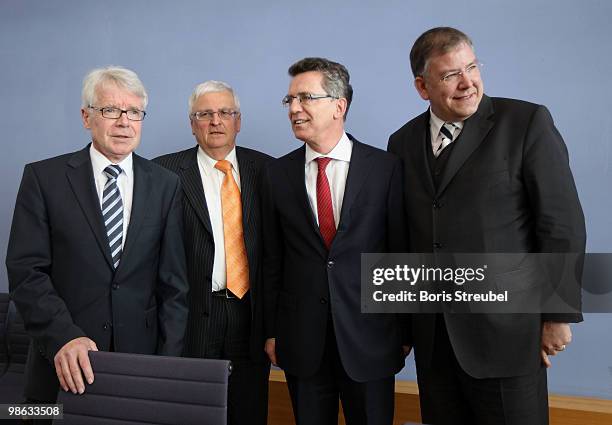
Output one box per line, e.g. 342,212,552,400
439,122,456,142
104,164,122,180
215,159,233,174
316,157,332,173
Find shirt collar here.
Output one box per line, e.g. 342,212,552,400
89,144,133,179
197,145,239,176
305,132,352,164
429,108,464,136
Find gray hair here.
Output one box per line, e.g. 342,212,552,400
410,27,474,78
81,66,148,109
188,80,241,114
288,57,353,119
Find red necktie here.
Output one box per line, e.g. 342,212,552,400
316,157,336,249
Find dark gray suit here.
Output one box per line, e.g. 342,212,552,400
262,136,407,424
388,95,586,424
6,145,189,403
154,146,271,425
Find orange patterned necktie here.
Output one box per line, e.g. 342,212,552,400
214,160,249,298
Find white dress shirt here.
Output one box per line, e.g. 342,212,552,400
429,109,464,154
90,144,133,249
197,146,241,292
305,132,352,227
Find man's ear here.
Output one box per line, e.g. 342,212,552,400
334,97,348,120
81,108,91,129
414,77,430,101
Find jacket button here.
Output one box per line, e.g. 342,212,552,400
433,242,443,249
327,261,335,268
112,283,119,290
433,200,440,209
320,298,327,304
103,322,112,330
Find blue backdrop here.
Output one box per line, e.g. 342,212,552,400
1,0,610,399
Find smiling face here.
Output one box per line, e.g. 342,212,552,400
190,90,241,160
81,83,144,163
415,42,483,122
287,71,346,154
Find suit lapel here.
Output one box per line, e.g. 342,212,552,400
436,95,495,196
286,146,325,247
236,147,256,228
180,148,213,236
119,153,151,267
66,146,114,268
407,112,436,197
337,136,372,231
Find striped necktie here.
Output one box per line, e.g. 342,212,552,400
102,165,123,269
435,122,457,157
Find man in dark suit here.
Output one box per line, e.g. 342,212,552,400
263,57,409,425
387,27,586,425
6,66,189,406
154,80,271,425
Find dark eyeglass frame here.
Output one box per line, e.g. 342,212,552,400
88,105,146,121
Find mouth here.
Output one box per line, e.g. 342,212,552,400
292,118,310,125
209,131,225,135
111,135,131,139
453,92,476,101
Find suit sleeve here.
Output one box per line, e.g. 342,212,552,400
6,164,86,361
155,176,189,355
522,105,586,323
261,164,283,338
386,152,412,345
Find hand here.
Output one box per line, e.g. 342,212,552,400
402,345,412,357
540,322,572,368
54,337,98,394
265,338,277,366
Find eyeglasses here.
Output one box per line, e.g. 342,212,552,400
190,110,240,121
88,106,146,121
281,93,338,107
439,61,483,84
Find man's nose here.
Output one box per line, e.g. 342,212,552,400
288,97,303,114
115,111,130,126
207,111,223,126
457,71,474,88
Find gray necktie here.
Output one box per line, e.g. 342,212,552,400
435,122,457,157
102,165,123,269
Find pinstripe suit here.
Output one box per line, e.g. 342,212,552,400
154,145,271,425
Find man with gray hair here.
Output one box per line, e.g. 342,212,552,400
154,80,272,425
6,66,189,406
388,27,585,424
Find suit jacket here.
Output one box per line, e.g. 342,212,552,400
6,145,189,401
388,95,586,378
262,135,407,382
153,146,272,362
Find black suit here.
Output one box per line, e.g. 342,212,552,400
388,95,586,424
6,145,189,403
262,135,407,425
154,146,272,425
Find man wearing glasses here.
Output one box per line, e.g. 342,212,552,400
262,57,409,425
388,27,585,424
155,81,272,425
6,66,189,407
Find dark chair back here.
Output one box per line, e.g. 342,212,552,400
56,351,231,425
0,299,30,404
